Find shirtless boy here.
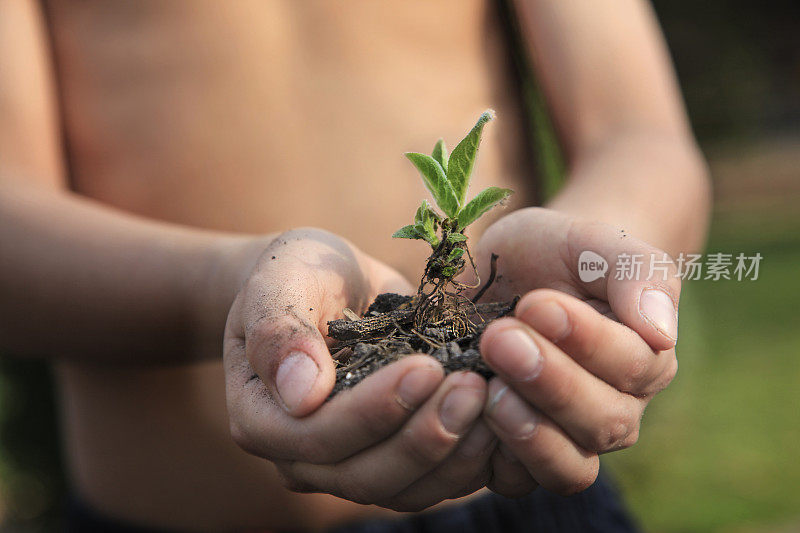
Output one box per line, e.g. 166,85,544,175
0,0,709,531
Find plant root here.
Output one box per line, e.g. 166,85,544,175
327,242,516,396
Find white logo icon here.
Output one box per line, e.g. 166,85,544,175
578,251,608,283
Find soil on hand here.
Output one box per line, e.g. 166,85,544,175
327,292,518,396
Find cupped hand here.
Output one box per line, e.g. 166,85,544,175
471,208,680,496
223,228,494,511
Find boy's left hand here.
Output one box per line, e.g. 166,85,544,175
471,207,680,496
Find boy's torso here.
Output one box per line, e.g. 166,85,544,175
44,0,535,529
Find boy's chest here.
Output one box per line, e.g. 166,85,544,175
43,0,532,275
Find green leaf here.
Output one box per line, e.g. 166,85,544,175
415,224,439,247
414,200,437,226
447,232,467,243
431,139,449,173
456,186,512,230
414,221,438,247
392,225,422,240
447,248,465,262
414,204,424,225
412,200,441,247
405,153,459,218
447,110,495,206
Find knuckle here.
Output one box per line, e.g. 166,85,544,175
590,411,636,452
620,426,641,449
588,424,621,453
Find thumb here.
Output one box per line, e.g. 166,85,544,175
566,221,681,352
242,229,374,417
247,309,335,418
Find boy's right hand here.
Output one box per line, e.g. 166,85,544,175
223,228,493,511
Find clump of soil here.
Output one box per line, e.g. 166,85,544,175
327,273,518,396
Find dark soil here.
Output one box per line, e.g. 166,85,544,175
327,292,518,396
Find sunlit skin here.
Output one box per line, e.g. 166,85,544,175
0,0,709,530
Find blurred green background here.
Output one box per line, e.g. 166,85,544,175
1,1,798,531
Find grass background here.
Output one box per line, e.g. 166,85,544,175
605,205,800,532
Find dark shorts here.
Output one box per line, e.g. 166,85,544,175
66,469,639,533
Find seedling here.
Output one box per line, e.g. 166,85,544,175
327,110,518,394
393,109,512,334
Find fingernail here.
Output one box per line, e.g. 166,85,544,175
485,378,508,413
486,378,538,439
395,366,442,411
439,385,484,435
519,300,571,343
458,422,496,459
488,328,542,381
276,351,319,412
639,289,678,343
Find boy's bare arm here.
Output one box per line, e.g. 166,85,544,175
514,0,710,254
0,0,269,362
475,0,711,497
0,181,272,362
